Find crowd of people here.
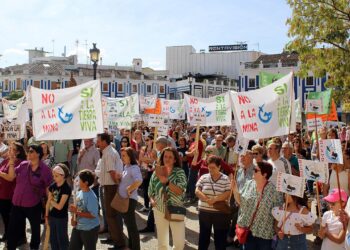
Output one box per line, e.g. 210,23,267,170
0,121,350,250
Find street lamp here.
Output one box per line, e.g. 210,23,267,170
89,43,100,80
188,72,194,96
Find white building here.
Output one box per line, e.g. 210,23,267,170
166,45,261,79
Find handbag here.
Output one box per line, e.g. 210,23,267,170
163,186,186,222
209,174,231,214
110,190,129,213
235,181,268,244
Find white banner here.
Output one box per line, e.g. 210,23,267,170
157,125,169,136
306,118,323,131
184,92,232,126
299,159,329,184
3,124,21,140
276,172,305,198
102,94,139,131
234,136,249,154
319,139,343,164
306,99,324,114
147,114,165,127
230,72,295,139
2,96,25,122
167,99,185,120
295,98,302,123
140,94,157,111
31,80,104,140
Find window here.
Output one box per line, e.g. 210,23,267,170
248,78,256,88
102,83,109,92
159,86,165,94
16,78,22,90
34,80,40,88
146,85,152,94
132,84,137,93
117,83,123,92
306,76,314,86
4,79,9,91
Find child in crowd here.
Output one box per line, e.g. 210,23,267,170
68,170,100,250
272,194,316,250
319,188,348,250
45,164,71,250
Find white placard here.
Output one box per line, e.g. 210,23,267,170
306,99,324,114
299,159,329,184
276,172,305,198
319,139,343,164
3,124,21,140
306,118,323,131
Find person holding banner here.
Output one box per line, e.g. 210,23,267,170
6,144,53,250
272,195,316,250
319,188,348,250
0,142,27,243
195,155,231,250
233,161,283,250
148,147,187,250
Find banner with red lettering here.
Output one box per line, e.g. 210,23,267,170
31,80,104,140
230,72,295,139
161,99,185,120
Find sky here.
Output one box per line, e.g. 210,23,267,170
0,0,292,69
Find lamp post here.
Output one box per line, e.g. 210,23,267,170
188,72,193,96
89,43,100,80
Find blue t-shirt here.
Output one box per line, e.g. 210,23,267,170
76,189,99,231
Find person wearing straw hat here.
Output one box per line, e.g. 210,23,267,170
319,188,348,250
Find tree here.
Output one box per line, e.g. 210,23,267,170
286,0,350,102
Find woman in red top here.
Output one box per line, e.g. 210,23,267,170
0,142,27,242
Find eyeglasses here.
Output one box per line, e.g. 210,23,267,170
254,168,261,173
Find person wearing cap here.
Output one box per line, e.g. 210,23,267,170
319,188,348,250
281,142,299,176
45,164,71,250
186,128,204,204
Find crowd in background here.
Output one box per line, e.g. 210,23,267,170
0,120,350,249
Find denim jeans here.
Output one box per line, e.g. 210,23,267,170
276,234,307,250
187,168,198,199
242,232,272,250
49,216,69,250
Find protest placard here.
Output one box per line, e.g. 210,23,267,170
234,136,249,154
230,72,295,139
3,124,21,140
276,172,304,198
319,139,343,164
31,80,104,140
306,118,323,131
305,99,324,114
2,96,25,122
299,159,329,184
146,114,164,127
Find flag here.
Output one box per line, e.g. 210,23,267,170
259,71,285,88
306,99,337,121
307,89,332,115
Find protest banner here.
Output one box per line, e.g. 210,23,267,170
319,139,343,164
234,136,249,154
306,118,323,131
140,94,157,111
230,72,295,139
168,99,185,120
305,99,324,114
307,89,332,115
31,80,104,140
184,92,232,126
259,71,285,88
157,125,169,136
276,172,304,198
2,96,25,122
144,98,161,114
102,94,139,131
146,114,165,127
3,124,21,140
299,159,329,184
306,99,337,121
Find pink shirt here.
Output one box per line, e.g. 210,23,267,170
0,159,23,200
12,161,53,207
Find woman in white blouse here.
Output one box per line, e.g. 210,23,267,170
272,194,316,250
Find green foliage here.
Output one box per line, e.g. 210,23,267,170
5,90,24,100
286,0,350,102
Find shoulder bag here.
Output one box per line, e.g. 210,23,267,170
235,181,268,244
163,184,186,222
209,174,231,214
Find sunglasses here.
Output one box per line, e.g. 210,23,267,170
254,168,261,173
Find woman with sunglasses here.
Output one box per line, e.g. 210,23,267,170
120,136,131,151
0,142,27,244
6,144,53,250
233,161,283,250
